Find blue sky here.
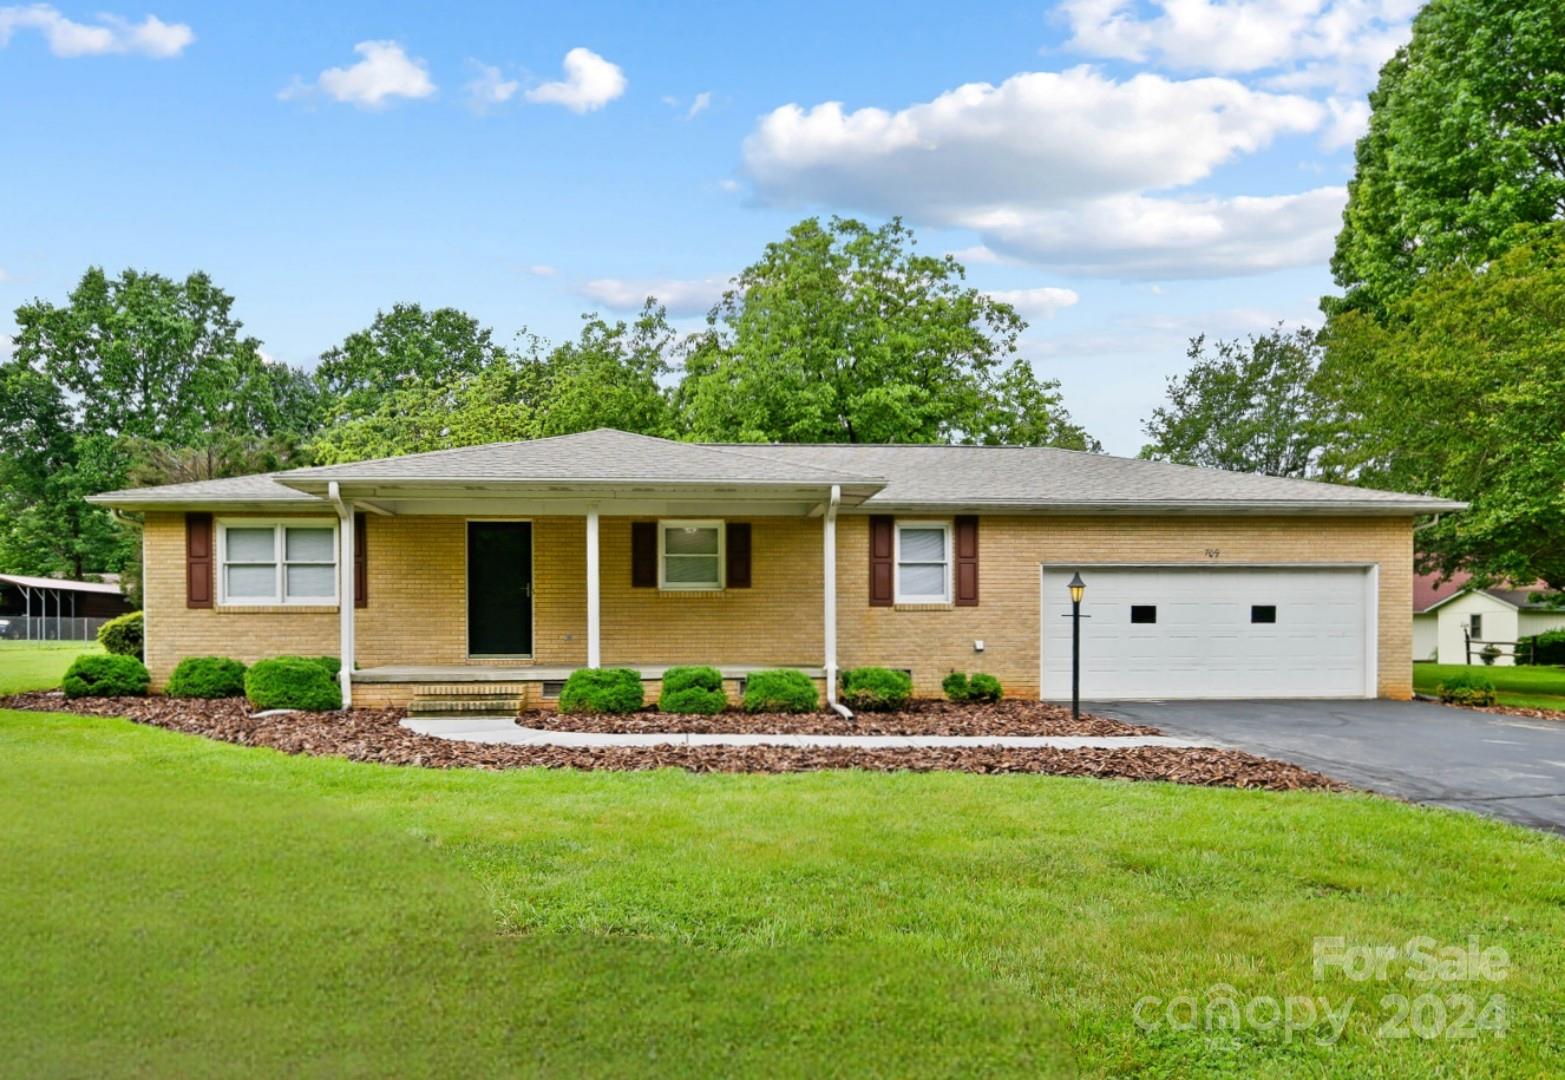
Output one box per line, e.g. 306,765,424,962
0,1,1419,452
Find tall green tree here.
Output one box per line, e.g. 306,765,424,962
1318,227,1565,591
1331,0,1565,314
676,217,1095,449
530,303,674,438
1139,327,1325,477
315,303,506,422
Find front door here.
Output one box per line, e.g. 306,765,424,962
467,522,533,656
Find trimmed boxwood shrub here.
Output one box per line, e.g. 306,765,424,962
840,666,911,711
943,672,1003,703
1436,671,1496,707
97,610,144,660
743,669,818,713
62,653,150,699
167,656,248,699
245,657,342,711
1523,628,1565,667
275,654,341,678
559,668,644,714
659,666,726,714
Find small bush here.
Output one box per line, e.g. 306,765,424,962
1436,671,1497,707
942,672,970,701
97,610,144,660
744,669,818,713
245,657,342,711
559,668,644,714
1479,643,1501,666
62,653,150,699
658,666,726,713
167,656,248,698
966,673,1003,703
840,666,912,711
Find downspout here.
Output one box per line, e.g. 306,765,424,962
824,484,852,719
327,482,354,708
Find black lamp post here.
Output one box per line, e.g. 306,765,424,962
1067,572,1086,718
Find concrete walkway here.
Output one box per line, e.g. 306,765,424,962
401,716,1204,751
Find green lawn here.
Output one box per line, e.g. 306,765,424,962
1414,662,1565,710
0,638,101,694
2,647,1563,1076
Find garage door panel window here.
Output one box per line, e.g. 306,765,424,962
895,523,950,603
1251,604,1277,624
1130,605,1157,624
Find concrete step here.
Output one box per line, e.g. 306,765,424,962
408,693,524,718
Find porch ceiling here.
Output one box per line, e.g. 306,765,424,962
274,481,877,517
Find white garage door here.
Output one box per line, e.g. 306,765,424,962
1041,567,1373,700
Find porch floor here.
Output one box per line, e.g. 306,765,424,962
354,663,826,685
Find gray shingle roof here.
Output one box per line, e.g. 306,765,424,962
88,429,1464,514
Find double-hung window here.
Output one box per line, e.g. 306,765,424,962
895,521,951,603
659,520,724,590
219,520,338,605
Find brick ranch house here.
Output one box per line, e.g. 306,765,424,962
89,429,1463,709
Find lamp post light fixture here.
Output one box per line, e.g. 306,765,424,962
1067,572,1087,719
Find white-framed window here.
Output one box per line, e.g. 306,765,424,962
218,519,338,605
659,519,724,590
895,521,951,604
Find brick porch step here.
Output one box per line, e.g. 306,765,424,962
407,692,524,719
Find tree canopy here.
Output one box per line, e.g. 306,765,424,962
1139,328,1325,478
677,217,1096,449
1331,0,1565,314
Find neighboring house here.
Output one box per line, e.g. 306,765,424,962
0,573,134,640
88,429,1462,707
1413,570,1565,665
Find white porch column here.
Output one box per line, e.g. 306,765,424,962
585,505,601,668
329,482,355,707
823,485,840,704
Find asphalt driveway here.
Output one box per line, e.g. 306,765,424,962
1095,698,1565,835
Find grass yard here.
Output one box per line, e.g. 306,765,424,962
0,639,101,695
2,644,1562,1077
1414,662,1565,711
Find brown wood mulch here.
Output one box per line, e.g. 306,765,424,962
0,692,1343,791
527,698,1160,737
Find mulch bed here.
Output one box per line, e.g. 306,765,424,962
525,698,1160,737
0,692,1342,791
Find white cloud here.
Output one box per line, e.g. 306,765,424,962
971,187,1347,279
948,244,1005,265
717,178,741,193
1320,96,1372,150
525,47,626,113
0,5,193,58
1062,0,1416,95
686,91,711,118
984,286,1079,318
284,40,436,109
579,275,729,317
744,67,1322,218
526,264,559,277
466,61,519,111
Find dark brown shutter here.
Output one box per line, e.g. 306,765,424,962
186,512,213,609
726,522,752,588
354,512,368,608
954,516,979,607
631,521,658,587
868,515,894,606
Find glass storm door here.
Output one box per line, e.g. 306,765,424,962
467,522,533,656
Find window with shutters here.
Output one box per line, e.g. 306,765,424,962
658,520,725,590
217,519,338,605
894,521,951,604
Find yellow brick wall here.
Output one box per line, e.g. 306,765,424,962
836,514,1414,699
143,509,1413,700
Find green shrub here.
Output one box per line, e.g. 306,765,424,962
1523,628,1565,667
167,656,248,699
275,654,341,677
660,686,728,714
245,657,342,711
743,669,818,713
840,666,912,711
559,668,644,714
966,673,1003,703
1436,671,1497,707
62,653,150,699
658,666,726,713
942,672,970,701
97,610,144,660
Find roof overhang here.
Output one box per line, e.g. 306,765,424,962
87,493,328,512
274,477,883,508
843,498,1470,516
